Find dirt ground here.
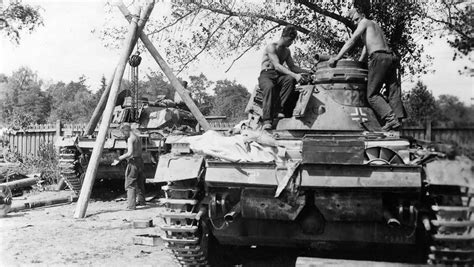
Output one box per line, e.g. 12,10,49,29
0,191,177,266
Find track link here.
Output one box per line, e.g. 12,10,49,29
58,146,83,194
428,186,474,265
159,182,208,266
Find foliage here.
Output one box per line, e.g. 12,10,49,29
0,0,43,44
211,79,250,122
0,67,50,129
435,94,474,127
403,81,473,127
188,73,215,115
101,1,433,79
20,142,61,184
403,81,437,126
421,1,473,58
47,76,96,123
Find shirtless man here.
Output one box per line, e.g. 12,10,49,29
112,123,145,210
259,25,312,130
328,0,406,131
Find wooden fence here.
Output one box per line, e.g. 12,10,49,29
1,120,473,159
1,121,89,158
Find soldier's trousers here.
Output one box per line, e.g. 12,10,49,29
125,157,145,209
258,70,298,122
367,52,406,120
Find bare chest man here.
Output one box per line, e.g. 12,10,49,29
360,19,390,54
261,43,291,70
129,133,142,158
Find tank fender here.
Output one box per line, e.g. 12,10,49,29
424,156,473,187
56,136,78,147
152,154,204,183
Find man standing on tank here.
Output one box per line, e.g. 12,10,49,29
259,25,312,130
328,0,406,131
112,123,146,210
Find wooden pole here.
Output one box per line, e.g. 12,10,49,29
0,177,37,191
84,69,116,136
117,3,212,131
73,1,155,219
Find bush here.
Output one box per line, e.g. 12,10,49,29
18,143,61,185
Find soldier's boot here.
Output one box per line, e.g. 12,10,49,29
382,113,401,131
127,188,136,210
137,194,146,206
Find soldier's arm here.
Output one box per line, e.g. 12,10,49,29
266,44,301,80
286,53,312,74
334,20,367,61
359,46,368,62
119,136,135,161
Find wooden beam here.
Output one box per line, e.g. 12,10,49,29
0,177,37,191
117,3,212,131
73,1,155,219
84,69,116,136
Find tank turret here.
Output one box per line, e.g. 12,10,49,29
247,60,382,132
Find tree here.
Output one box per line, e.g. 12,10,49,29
0,67,50,128
0,0,43,44
94,75,108,103
47,76,96,123
141,71,175,101
211,79,250,122
403,81,436,126
421,1,473,58
188,73,214,115
435,95,474,127
101,0,433,78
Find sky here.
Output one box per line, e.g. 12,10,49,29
0,0,472,104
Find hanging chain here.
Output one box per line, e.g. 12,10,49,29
128,42,142,122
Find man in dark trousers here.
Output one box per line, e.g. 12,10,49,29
328,0,406,131
259,25,312,130
112,123,145,210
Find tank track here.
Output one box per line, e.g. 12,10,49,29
427,185,474,265
58,146,83,194
159,182,209,266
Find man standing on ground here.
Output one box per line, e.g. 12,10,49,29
112,123,145,210
328,0,406,131
259,25,312,130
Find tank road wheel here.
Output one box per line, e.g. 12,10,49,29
58,146,84,194
427,185,474,265
159,180,212,266
364,147,404,165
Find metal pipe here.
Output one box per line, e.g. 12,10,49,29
224,202,241,223
315,54,331,63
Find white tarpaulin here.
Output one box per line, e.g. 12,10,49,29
184,130,284,163
181,130,301,197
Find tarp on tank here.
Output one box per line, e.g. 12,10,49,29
183,130,285,163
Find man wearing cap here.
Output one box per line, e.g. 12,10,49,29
112,123,146,210
328,0,406,131
259,25,312,130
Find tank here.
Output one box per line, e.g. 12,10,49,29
154,60,473,266
56,95,198,194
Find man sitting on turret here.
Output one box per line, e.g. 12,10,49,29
328,0,406,131
259,25,312,130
